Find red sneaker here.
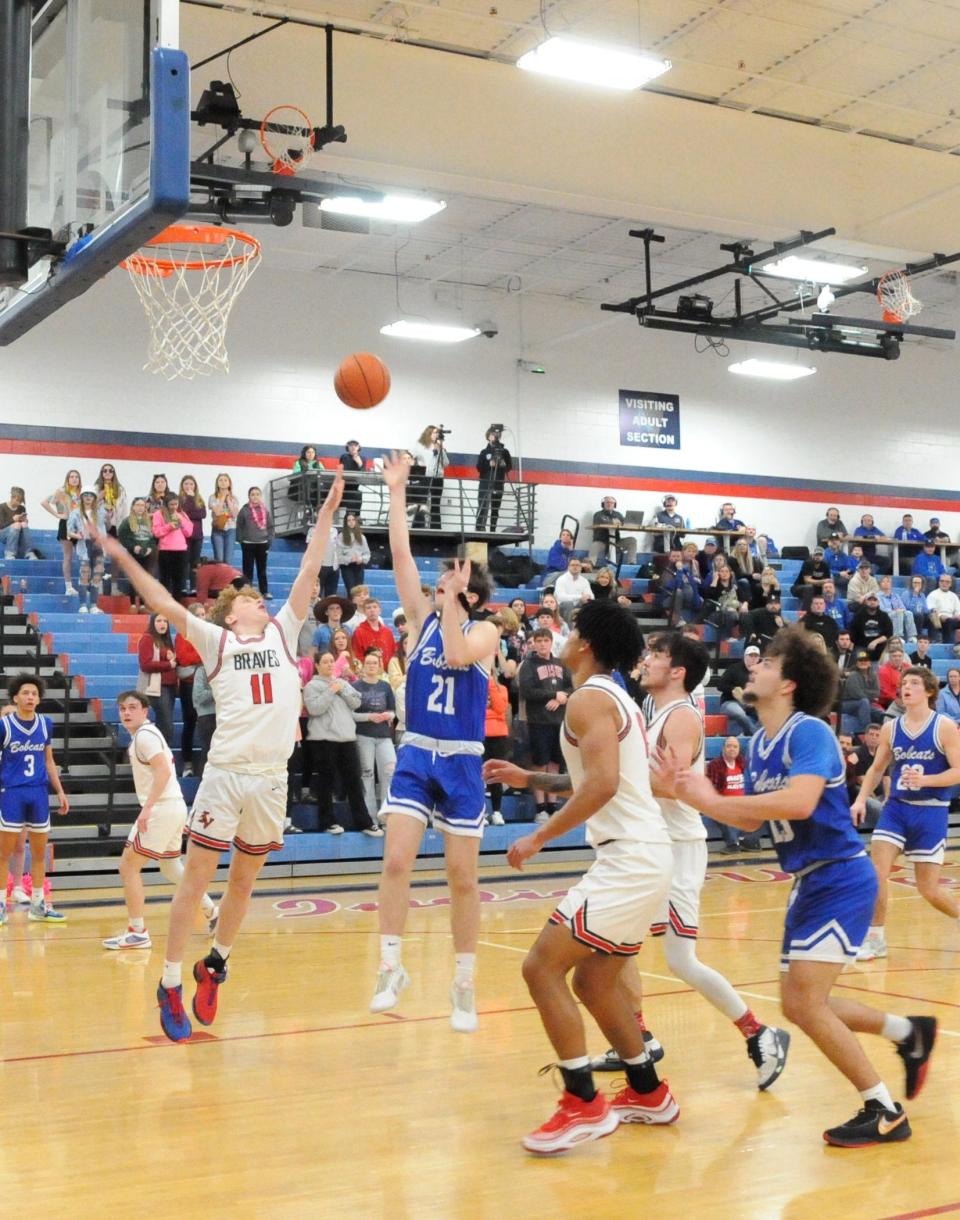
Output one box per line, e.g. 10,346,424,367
192,958,227,1026
522,1091,619,1155
610,1079,680,1125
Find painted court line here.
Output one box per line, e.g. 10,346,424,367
478,939,527,954
879,1203,960,1220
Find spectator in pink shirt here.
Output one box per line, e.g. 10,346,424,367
151,492,193,598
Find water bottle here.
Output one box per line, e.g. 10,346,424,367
685,517,692,529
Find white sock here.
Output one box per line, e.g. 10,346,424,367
161,960,182,988
212,940,231,962
129,917,146,933
558,1055,591,1070
860,1081,896,1111
380,935,402,968
867,925,885,940
622,1051,651,1065
200,894,215,915
454,952,476,986
882,1014,913,1043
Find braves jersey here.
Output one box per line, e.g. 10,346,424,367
890,711,952,806
185,604,304,775
0,713,51,789
129,723,185,809
643,694,707,841
562,676,671,850
404,612,489,749
747,712,864,874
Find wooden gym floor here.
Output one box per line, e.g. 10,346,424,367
0,852,958,1220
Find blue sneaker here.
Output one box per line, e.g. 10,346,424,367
157,982,193,1042
29,900,66,922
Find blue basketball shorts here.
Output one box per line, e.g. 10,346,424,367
872,797,948,864
0,786,51,834
780,855,877,971
381,743,486,838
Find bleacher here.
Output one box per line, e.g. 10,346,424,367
3,531,957,890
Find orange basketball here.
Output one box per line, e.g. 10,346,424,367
334,352,391,409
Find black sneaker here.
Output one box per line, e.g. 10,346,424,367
590,1030,665,1071
895,1016,937,1100
823,1099,911,1148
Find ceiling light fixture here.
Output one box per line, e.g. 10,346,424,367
321,195,446,223
729,358,816,381
759,255,868,285
380,320,480,343
516,37,671,91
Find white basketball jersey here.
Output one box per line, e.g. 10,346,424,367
561,675,670,850
187,604,304,775
129,723,185,809
644,695,707,841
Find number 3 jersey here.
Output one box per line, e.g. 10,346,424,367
185,604,304,775
0,713,52,788
404,612,489,750
747,712,864,874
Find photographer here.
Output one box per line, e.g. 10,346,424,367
475,425,512,531
413,424,449,530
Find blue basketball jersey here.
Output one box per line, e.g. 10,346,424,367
746,712,864,874
405,612,489,746
890,711,952,806
0,713,52,789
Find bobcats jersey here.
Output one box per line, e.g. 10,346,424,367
562,676,670,850
404,612,489,749
643,694,706,841
0,713,51,789
890,711,952,807
129,723,185,809
186,604,304,775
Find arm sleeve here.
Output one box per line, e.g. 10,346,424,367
787,718,844,782
183,614,228,671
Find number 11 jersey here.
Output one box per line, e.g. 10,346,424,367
405,612,488,748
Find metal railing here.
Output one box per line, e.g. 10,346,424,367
268,469,536,547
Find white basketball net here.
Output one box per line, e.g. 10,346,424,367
260,105,316,176
877,269,922,324
123,226,261,379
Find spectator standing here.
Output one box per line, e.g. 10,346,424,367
351,597,396,666
352,652,397,825
236,486,273,599
291,444,322,512
413,425,449,530
482,673,510,827
911,539,946,592
209,473,240,565
145,473,169,516
178,475,207,596
151,492,193,599
475,428,512,532
846,559,881,608
174,603,205,776
330,628,360,682
717,645,761,735
553,556,594,619
339,440,366,517
118,497,157,611
850,593,893,657
877,575,917,643
338,511,370,596
137,613,177,744
192,664,215,778
0,486,35,560
40,468,83,594
649,494,684,554
815,507,848,548
94,463,129,536
936,668,960,723
704,736,747,852
67,487,107,613
925,573,960,643
313,595,354,655
302,652,376,834
518,628,573,823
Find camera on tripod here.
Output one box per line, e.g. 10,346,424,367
436,425,451,443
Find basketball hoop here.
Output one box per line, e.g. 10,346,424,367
121,224,261,379
877,269,922,325
259,105,316,176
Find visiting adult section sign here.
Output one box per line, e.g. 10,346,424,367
619,390,681,450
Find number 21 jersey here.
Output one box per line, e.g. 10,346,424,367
405,612,488,747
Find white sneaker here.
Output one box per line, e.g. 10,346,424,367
857,934,888,962
370,963,410,1013
361,826,385,837
64,584,78,595
490,811,505,825
534,810,550,825
206,905,220,936
10,886,30,905
78,604,89,614
450,980,478,1033
326,824,345,835
102,929,152,950
89,605,103,614
747,1025,791,1090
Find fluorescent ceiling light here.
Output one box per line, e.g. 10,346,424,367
380,320,480,343
729,358,816,381
760,255,868,285
321,195,446,223
516,37,671,90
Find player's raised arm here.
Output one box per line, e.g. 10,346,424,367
383,451,431,631
96,529,189,634
288,470,344,620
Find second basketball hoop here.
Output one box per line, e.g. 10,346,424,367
260,105,317,176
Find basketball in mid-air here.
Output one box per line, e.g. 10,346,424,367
334,352,391,409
